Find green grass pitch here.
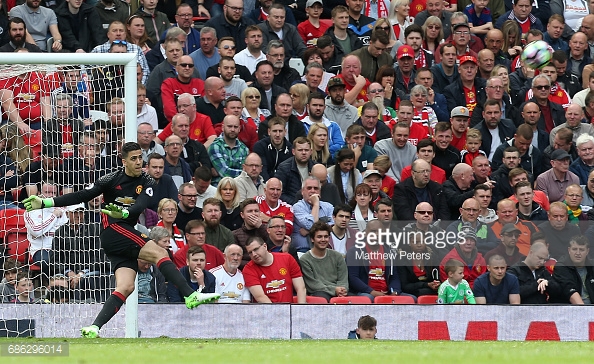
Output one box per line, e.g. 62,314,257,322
0,339,593,363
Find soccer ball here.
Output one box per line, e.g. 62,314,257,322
521,40,553,69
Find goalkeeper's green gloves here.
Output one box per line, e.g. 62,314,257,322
101,203,129,219
23,196,54,211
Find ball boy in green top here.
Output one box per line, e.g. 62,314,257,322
438,259,477,304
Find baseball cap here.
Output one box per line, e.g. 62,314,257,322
551,149,571,161
327,77,345,90
397,45,414,60
451,106,469,118
306,0,323,6
459,55,478,65
362,170,382,179
452,22,470,31
501,223,521,235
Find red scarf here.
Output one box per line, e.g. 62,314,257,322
365,0,388,18
415,50,427,69
392,24,403,40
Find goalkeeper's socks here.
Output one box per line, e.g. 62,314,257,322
157,258,195,297
92,291,126,329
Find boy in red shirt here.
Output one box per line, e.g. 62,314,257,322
298,0,331,48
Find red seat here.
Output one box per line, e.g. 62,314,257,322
329,296,372,304
293,296,328,304
5,232,29,263
417,295,439,304
374,295,416,304
0,208,27,238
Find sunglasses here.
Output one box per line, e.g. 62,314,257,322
112,40,128,45
222,45,236,50
247,95,261,99
534,85,550,90
377,26,390,31
415,210,433,215
179,63,194,68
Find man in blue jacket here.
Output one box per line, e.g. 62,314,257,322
167,246,216,302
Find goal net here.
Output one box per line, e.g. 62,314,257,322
0,53,138,338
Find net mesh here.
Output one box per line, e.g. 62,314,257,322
0,61,130,338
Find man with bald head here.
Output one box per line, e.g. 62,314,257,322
489,198,539,256
161,55,205,121
470,77,520,127
484,30,511,69
550,104,594,145
445,197,498,253
197,77,228,125
567,32,592,85
310,163,341,206
208,115,250,185
235,153,266,200
164,135,193,189
521,101,549,152
443,163,476,219
477,49,495,81
402,202,446,256
580,15,594,57
509,242,562,303
392,159,450,221
256,177,294,235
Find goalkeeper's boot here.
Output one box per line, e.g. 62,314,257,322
81,325,99,338
185,291,220,309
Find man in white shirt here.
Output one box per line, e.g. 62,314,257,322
210,243,251,303
234,25,266,74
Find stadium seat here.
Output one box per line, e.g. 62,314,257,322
192,16,210,31
329,296,372,304
289,58,305,76
0,208,29,263
374,295,416,304
47,37,54,53
293,296,328,304
417,295,439,304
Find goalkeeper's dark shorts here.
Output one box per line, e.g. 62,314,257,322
100,223,151,272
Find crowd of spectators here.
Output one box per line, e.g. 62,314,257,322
3,0,594,305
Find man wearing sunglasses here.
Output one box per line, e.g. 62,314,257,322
484,223,525,267
161,56,205,121
205,37,253,83
445,197,498,254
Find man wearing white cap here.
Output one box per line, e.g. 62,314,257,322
450,106,470,152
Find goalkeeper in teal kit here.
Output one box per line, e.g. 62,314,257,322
23,142,219,338
438,259,476,304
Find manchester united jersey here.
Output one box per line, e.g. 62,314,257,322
243,253,302,303
210,264,251,303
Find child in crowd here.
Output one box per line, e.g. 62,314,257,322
11,272,36,303
298,0,331,47
348,315,378,339
0,259,21,303
461,128,487,165
438,259,477,304
373,155,396,197
464,0,493,40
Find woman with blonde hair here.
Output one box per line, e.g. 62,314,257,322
155,198,185,254
389,0,414,46
422,16,444,53
240,87,270,129
0,123,31,175
215,177,242,231
308,123,333,166
491,65,511,94
373,18,397,55
501,20,522,59
290,83,310,121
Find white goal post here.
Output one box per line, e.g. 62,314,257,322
0,53,139,338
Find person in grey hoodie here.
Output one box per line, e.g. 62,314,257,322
324,77,359,135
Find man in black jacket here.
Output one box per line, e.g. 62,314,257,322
55,0,106,52
491,124,544,178
203,0,255,52
474,100,516,161
267,40,301,92
258,93,306,143
528,74,566,133
253,60,288,112
253,116,293,181
508,242,562,304
442,163,476,220
443,56,486,115
392,159,450,222
552,235,594,304
274,137,315,205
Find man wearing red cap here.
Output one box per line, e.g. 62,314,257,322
394,44,417,97
443,55,486,117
